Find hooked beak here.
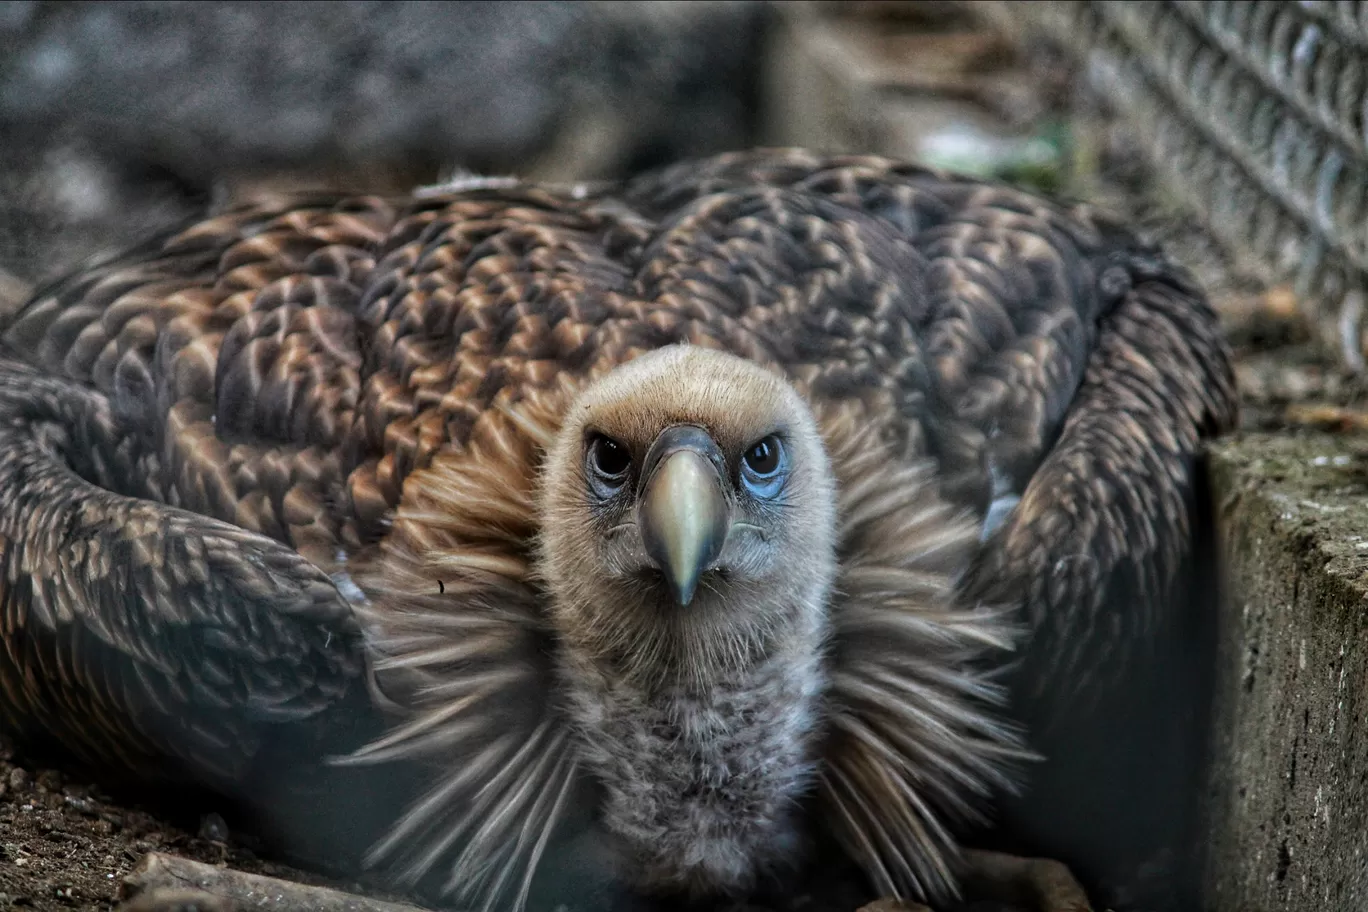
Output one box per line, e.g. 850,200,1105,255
638,427,729,606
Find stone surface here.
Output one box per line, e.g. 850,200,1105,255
0,1,766,285
0,2,577,175
0,1,763,178
1203,432,1368,912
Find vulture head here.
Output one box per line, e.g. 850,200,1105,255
539,343,838,689
537,344,839,893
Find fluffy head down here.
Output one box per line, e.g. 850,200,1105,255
538,345,839,894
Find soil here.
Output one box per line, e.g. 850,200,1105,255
0,736,353,911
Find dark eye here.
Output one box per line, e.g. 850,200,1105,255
743,436,782,476
587,434,631,486
740,435,787,499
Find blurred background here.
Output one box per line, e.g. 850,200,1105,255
0,0,769,291
1,2,1367,910
3,0,1361,386
0,0,1357,359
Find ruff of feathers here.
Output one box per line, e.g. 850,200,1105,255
0,148,1237,911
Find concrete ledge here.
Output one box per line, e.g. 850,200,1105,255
1204,433,1368,911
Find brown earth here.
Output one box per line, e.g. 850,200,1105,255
0,736,357,911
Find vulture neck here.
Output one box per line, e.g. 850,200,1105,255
556,584,831,893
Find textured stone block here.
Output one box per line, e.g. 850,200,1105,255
1204,433,1368,911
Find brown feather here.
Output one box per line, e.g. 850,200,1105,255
0,148,1237,910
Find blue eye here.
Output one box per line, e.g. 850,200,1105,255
740,435,787,498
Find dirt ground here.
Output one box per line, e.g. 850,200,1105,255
0,735,353,911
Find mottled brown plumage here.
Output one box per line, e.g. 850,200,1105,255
0,149,1236,912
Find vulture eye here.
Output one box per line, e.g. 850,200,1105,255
741,435,787,497
587,434,631,491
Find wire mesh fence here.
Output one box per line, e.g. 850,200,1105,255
967,0,1368,370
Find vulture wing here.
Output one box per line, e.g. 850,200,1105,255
0,149,1236,908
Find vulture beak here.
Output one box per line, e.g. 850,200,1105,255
638,426,730,606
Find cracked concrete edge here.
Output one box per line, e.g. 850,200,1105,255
1202,433,1368,911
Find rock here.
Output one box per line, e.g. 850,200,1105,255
1203,432,1368,911
196,813,229,845
0,2,581,173
0,1,766,287
855,899,932,912
115,887,233,912
119,853,432,912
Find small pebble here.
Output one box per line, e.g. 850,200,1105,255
197,813,229,844
858,902,932,912
63,794,97,815
8,768,28,791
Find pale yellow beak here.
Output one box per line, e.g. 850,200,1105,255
639,449,729,606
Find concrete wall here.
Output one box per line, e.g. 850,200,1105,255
1203,434,1368,912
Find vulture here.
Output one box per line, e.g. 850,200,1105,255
0,149,1237,912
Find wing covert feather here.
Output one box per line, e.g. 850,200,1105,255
0,360,364,783
0,150,1236,865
